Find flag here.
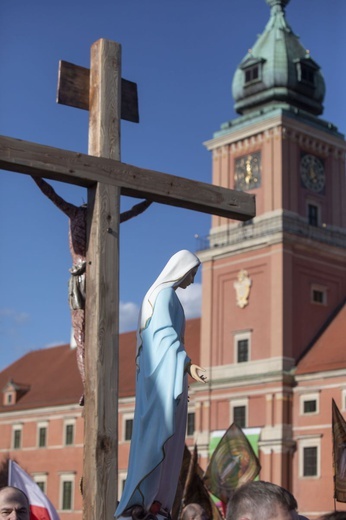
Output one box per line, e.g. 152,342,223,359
172,445,221,520
332,399,346,502
180,444,220,520
203,423,261,505
8,460,60,520
172,445,192,520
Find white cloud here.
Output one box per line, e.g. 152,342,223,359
0,308,30,324
45,340,69,349
119,301,139,333
176,282,202,319
0,309,30,341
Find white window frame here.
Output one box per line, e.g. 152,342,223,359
300,392,320,416
310,284,327,306
37,421,49,448
64,419,76,446
5,392,14,405
342,390,346,412
231,398,248,429
12,424,23,449
234,331,251,364
118,471,127,500
59,473,75,511
33,473,48,494
298,436,321,479
122,413,134,442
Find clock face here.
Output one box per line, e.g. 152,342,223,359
234,152,261,191
300,154,325,193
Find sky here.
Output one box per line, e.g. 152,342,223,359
0,0,345,371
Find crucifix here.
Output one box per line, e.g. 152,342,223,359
0,39,255,520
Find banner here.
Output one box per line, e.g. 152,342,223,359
8,460,60,520
204,423,261,505
332,399,346,502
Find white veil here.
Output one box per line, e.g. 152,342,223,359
136,249,200,355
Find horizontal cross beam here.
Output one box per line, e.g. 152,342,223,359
0,135,255,221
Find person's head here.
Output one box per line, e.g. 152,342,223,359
0,486,30,520
318,513,346,520
181,503,209,520
226,481,299,520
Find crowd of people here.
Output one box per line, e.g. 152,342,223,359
1,483,346,520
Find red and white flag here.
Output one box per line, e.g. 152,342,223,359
8,460,60,520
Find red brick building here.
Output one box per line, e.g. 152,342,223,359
194,0,346,515
1,1,346,519
0,345,84,519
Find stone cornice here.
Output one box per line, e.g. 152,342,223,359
204,108,345,152
197,210,346,262
0,404,81,421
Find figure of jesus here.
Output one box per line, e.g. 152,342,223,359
32,177,152,405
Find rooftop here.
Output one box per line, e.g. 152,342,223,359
0,318,201,412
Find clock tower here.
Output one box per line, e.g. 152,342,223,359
197,0,346,490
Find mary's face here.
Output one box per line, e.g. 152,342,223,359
178,266,199,289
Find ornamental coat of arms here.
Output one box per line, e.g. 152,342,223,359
234,269,252,308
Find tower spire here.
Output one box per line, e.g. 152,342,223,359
232,0,325,116
266,0,290,8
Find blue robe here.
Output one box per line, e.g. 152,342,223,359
116,287,190,516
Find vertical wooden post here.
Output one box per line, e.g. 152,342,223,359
83,39,121,520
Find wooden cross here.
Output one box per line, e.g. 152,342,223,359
0,39,255,520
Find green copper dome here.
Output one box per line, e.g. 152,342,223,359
232,0,325,116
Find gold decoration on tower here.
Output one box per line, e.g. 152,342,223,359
234,269,252,308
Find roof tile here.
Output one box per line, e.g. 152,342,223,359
0,318,201,411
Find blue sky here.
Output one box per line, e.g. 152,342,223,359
1,0,345,370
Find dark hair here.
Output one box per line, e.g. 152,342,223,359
227,481,297,520
319,513,346,520
0,486,30,507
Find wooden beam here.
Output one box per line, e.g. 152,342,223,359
57,60,139,123
83,39,121,520
57,61,89,110
0,135,255,221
